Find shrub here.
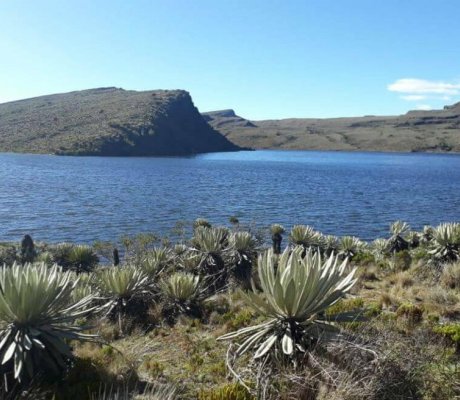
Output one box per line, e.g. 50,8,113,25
411,247,429,263
441,262,460,289
351,251,375,266
222,308,254,332
51,243,99,273
193,218,212,230
389,250,412,271
229,216,239,226
433,323,460,352
0,262,97,385
198,383,254,400
0,245,17,266
35,251,54,266
120,233,158,265
396,303,424,324
142,358,165,379
219,247,357,362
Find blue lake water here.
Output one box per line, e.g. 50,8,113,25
1,150,459,243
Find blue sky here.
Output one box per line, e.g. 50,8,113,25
1,0,459,119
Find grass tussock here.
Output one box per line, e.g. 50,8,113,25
0,220,460,398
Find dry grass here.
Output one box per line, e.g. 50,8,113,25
441,262,460,289
56,255,460,399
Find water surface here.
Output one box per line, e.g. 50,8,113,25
1,150,459,243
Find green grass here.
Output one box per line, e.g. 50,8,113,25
1,220,460,399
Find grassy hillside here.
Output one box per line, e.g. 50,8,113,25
203,103,460,153
0,88,242,156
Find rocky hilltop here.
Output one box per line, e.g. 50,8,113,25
0,88,242,156
204,103,460,153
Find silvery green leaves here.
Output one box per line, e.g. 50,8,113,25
371,239,388,260
289,225,322,248
139,247,172,276
228,232,257,255
95,265,153,311
218,247,357,361
94,265,155,333
160,272,202,303
0,262,98,383
270,224,285,235
390,221,410,237
338,236,365,260
429,223,460,263
387,221,410,253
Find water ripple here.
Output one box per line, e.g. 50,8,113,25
0,150,460,243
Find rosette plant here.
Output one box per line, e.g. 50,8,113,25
371,238,388,261
192,227,229,292
219,247,357,361
338,236,363,260
227,232,257,288
0,262,97,385
160,272,205,321
270,224,285,254
322,235,339,257
51,243,99,273
429,223,460,263
289,225,322,251
421,225,434,245
140,247,172,276
95,266,153,332
387,221,410,253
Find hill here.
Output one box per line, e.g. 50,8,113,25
203,103,460,152
0,88,242,156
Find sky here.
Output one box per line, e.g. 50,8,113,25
1,0,459,119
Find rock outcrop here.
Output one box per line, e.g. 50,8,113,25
0,88,242,156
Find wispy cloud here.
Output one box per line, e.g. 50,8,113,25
401,94,426,101
388,78,460,96
415,104,433,111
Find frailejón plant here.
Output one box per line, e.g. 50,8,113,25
218,247,357,361
0,262,97,384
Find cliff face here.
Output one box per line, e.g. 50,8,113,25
0,88,242,156
203,103,460,153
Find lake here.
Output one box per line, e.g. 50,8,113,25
1,150,459,244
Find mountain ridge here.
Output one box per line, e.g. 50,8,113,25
203,103,460,153
0,88,242,156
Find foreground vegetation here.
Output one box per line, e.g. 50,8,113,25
0,220,460,399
